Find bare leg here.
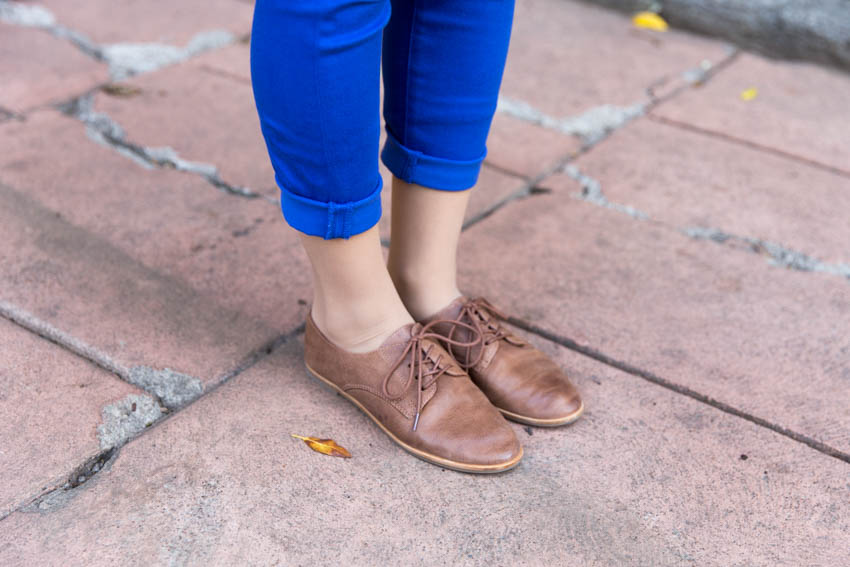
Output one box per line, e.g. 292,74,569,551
301,225,413,353
387,176,471,321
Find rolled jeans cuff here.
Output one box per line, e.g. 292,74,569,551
380,128,486,191
278,174,383,240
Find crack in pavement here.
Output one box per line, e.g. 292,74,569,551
646,46,740,104
555,166,850,284
562,163,649,220
507,316,850,465
0,1,239,80
683,226,850,280
497,96,646,147
56,91,270,200
648,114,850,179
474,50,741,234
0,298,304,520
495,47,740,151
0,300,199,412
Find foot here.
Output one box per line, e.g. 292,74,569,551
303,313,523,472
419,297,584,427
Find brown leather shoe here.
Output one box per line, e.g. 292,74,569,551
303,313,523,473
420,297,584,427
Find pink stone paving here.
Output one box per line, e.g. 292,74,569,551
457,192,850,453
2,0,849,562
651,52,850,175
1,339,846,564
485,112,581,177
0,111,310,390
92,55,278,197
0,317,144,518
502,0,732,118
543,117,850,264
40,0,254,45
0,24,108,113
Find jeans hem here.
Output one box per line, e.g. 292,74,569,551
380,127,485,191
278,174,383,240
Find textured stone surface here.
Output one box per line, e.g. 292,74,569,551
1,338,847,565
0,317,143,517
190,40,251,82
40,0,254,45
92,56,277,197
3,0,849,562
456,190,850,453
0,24,107,113
542,117,850,265
652,52,850,174
502,0,732,118
486,112,581,177
0,111,310,390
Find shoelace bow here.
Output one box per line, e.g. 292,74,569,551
381,318,482,431
448,297,514,369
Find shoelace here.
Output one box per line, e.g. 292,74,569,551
381,319,482,431
448,297,514,369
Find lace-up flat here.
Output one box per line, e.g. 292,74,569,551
421,296,584,427
303,313,523,473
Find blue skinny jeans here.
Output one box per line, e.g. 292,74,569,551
250,0,515,239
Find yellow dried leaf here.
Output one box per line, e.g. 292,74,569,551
632,11,668,31
100,83,142,97
291,434,352,458
740,87,758,101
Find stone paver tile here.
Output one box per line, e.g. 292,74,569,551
0,24,108,114
378,162,526,241
652,52,850,174
41,0,254,45
191,41,251,83
455,192,850,453
0,317,145,517
543,118,850,265
1,337,847,565
485,112,580,178
0,111,311,390
502,0,731,118
93,58,276,197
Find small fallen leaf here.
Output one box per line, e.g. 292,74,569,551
632,11,668,31
740,87,758,101
291,434,352,458
101,83,142,97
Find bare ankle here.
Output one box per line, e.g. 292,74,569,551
311,300,412,353
388,268,461,321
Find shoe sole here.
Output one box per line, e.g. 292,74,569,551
304,362,523,474
496,402,585,427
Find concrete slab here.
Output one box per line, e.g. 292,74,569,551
40,0,254,45
0,337,846,564
191,41,251,83
92,57,277,197
0,317,145,518
0,111,311,392
455,190,850,454
0,24,107,113
542,117,850,265
502,0,732,118
485,112,580,178
652,52,850,174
